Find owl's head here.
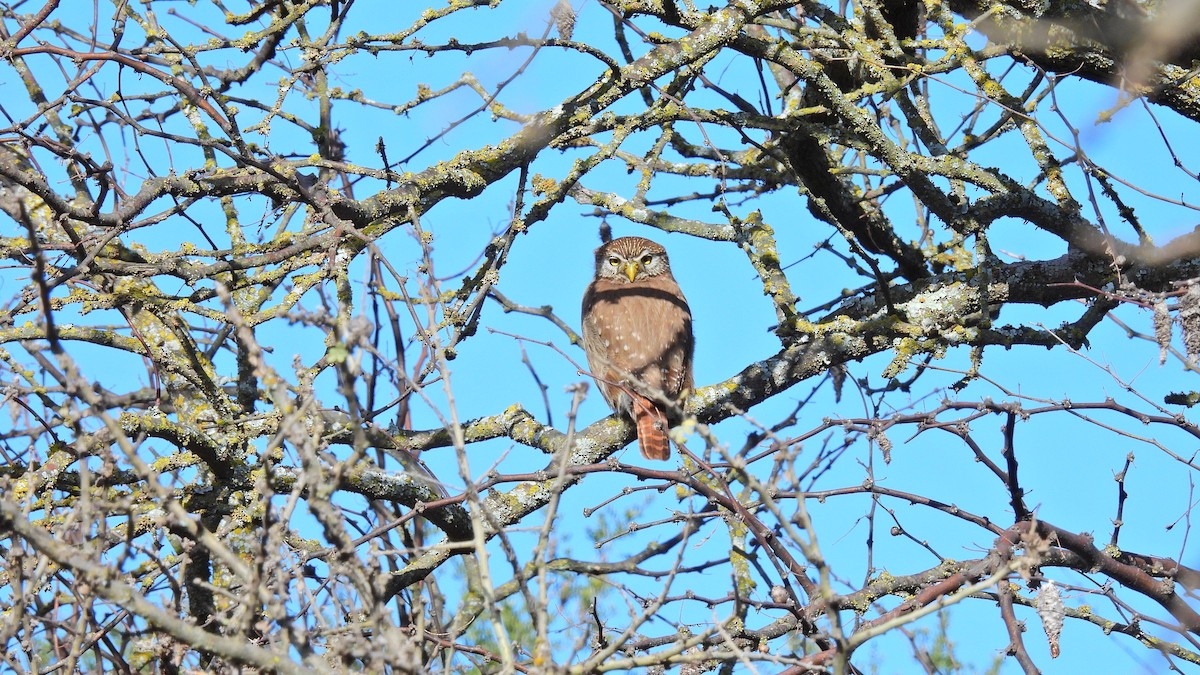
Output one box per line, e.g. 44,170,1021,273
594,236,672,283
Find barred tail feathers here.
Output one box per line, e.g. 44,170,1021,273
630,392,670,460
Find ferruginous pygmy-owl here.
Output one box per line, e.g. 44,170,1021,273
581,236,694,460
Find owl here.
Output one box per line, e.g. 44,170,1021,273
581,236,694,460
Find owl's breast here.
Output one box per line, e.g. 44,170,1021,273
581,277,693,372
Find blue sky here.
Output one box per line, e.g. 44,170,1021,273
5,0,1200,671
364,4,1200,669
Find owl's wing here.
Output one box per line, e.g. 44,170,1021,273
581,281,627,412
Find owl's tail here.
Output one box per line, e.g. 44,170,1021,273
631,393,670,460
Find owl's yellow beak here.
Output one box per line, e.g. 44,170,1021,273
622,260,639,282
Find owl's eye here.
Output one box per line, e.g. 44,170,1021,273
608,256,620,266
640,255,653,265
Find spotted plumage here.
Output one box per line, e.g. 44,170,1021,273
581,236,694,460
